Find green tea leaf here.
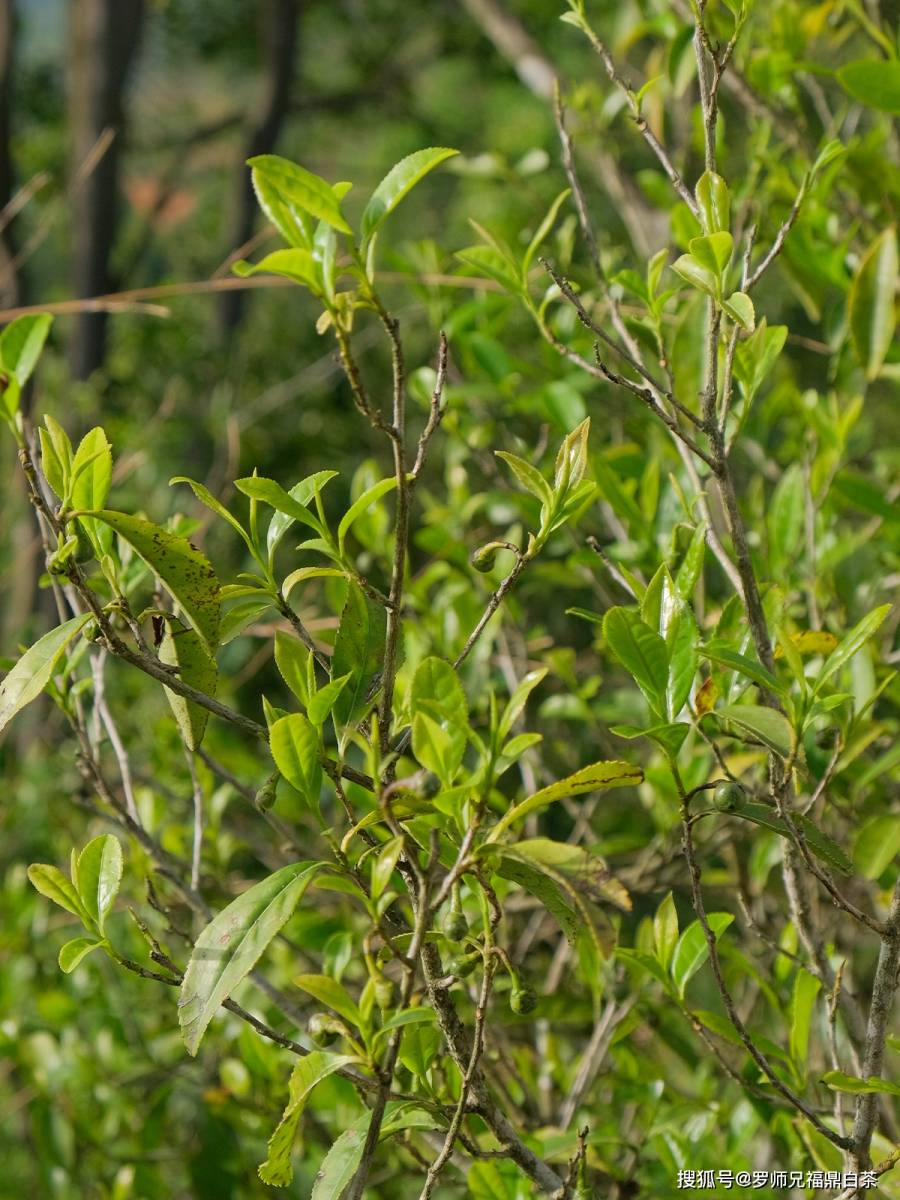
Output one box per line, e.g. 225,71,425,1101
86,511,220,651
58,937,104,974
0,313,53,386
670,913,733,997
815,604,892,692
27,863,92,926
179,861,324,1055
821,1071,900,1098
338,476,399,552
310,1125,368,1200
159,618,218,749
789,969,821,1081
75,834,122,935
361,146,458,245
489,760,642,839
603,607,669,718
0,613,91,733
849,228,898,381
837,60,900,114
294,973,364,1029
248,155,352,234
270,713,322,808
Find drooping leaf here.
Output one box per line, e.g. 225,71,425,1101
849,228,898,381
700,641,783,696
494,849,582,945
361,147,458,245
170,476,255,552
489,760,642,839
75,834,122,936
159,619,218,749
0,613,91,733
86,512,220,651
178,861,324,1055
717,703,794,758
293,974,364,1030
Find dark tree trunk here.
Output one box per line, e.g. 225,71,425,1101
68,0,144,380
217,0,300,335
0,0,20,310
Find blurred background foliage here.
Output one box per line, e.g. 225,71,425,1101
1,0,899,1197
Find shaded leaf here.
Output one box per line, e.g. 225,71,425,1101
159,619,218,749
849,228,898,380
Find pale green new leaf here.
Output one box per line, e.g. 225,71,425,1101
0,313,53,386
269,714,322,807
361,147,458,245
27,863,92,926
58,937,104,974
337,476,399,552
267,470,339,556
248,155,352,234
178,861,324,1055
75,834,123,935
0,613,91,733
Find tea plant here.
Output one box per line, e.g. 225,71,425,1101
3,1,899,1196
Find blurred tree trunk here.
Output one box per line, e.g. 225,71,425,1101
217,0,300,335
0,0,20,310
68,0,144,380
